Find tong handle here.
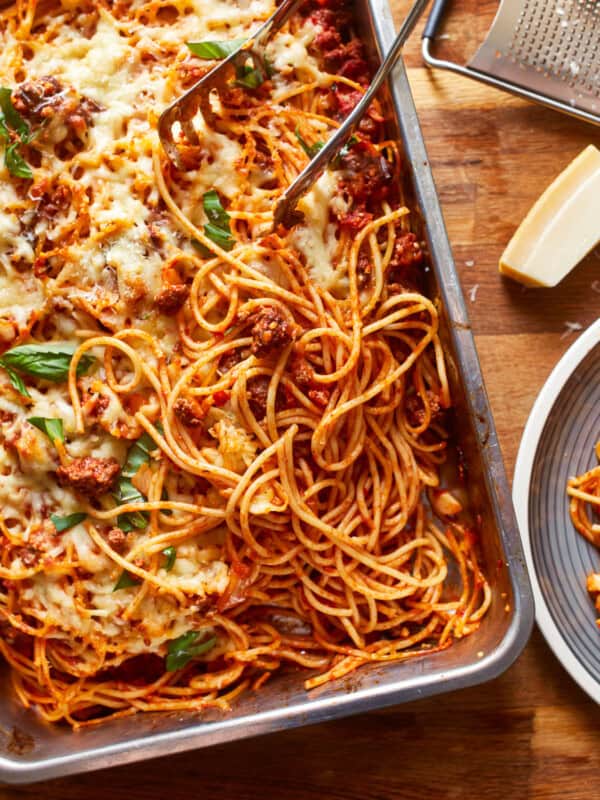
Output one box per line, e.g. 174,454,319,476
422,0,451,40
253,0,305,47
159,0,304,149
273,0,429,228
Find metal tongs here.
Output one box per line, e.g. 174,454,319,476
158,0,429,230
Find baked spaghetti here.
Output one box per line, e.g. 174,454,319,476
0,0,490,726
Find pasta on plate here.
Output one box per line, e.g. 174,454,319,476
568,441,600,623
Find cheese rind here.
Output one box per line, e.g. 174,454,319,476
499,145,600,288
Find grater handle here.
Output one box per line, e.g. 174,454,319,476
422,0,451,39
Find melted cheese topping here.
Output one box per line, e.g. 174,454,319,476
0,0,347,669
268,23,320,81
292,171,349,291
0,184,45,328
0,0,296,659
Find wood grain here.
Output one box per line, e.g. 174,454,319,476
3,1,600,796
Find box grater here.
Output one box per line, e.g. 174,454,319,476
422,0,600,126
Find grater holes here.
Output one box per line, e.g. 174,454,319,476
503,0,600,100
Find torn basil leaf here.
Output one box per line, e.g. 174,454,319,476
114,431,161,532
116,477,145,505
5,141,32,179
50,512,87,533
121,431,157,479
295,127,324,159
113,571,140,591
116,510,148,532
333,135,359,168
27,416,64,443
0,343,95,383
186,39,245,59
0,87,34,179
165,629,217,671
4,366,30,398
0,87,29,140
204,222,234,251
203,189,231,229
191,238,210,256
114,477,148,532
195,190,235,254
161,487,172,517
234,64,264,90
264,56,275,79
162,546,176,571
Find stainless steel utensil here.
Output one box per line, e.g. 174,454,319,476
422,0,600,127
159,0,428,228
272,0,428,227
158,0,304,165
0,0,533,781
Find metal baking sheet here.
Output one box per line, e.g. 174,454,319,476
0,0,534,782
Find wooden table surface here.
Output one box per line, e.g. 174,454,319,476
3,1,600,797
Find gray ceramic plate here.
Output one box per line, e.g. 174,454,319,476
514,318,600,701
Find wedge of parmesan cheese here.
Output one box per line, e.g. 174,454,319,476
499,145,600,287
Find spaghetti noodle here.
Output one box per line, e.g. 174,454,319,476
568,441,600,624
0,0,490,726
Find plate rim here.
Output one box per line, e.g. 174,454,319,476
513,317,600,703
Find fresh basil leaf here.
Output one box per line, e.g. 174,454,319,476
113,570,140,591
115,430,161,530
168,630,198,655
50,512,87,532
0,88,33,179
116,511,148,532
204,223,234,251
121,431,157,479
165,629,217,671
5,142,32,179
333,135,359,168
116,476,144,504
191,236,235,258
234,64,264,90
27,416,64,443
0,87,29,140
340,135,358,156
202,189,234,251
186,38,245,59
20,124,43,147
3,366,30,398
162,546,176,572
0,117,9,142
188,636,217,657
0,343,94,382
264,55,275,79
160,487,172,517
114,477,149,532
116,459,141,528
191,238,212,257
203,189,231,230
295,127,324,159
